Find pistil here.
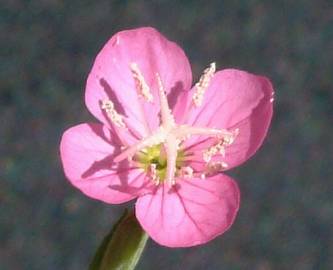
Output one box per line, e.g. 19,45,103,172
156,73,176,129
111,63,238,186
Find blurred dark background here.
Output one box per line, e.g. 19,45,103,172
1,0,332,269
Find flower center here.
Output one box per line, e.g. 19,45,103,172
136,144,185,185
101,62,238,186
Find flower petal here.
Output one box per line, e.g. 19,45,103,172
85,27,192,137
60,123,151,204
135,174,240,247
184,69,274,170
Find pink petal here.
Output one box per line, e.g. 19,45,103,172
85,27,192,138
171,90,192,123
184,69,274,170
60,123,151,204
135,174,240,247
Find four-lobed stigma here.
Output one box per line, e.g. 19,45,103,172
102,63,238,186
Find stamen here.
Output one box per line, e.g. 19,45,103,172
176,125,233,141
223,128,239,145
192,62,216,107
203,141,225,162
149,164,160,185
180,166,193,178
156,73,175,129
130,63,153,102
202,128,239,162
208,161,228,172
101,99,126,128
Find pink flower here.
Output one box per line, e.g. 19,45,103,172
60,27,274,247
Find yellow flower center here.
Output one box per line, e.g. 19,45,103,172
136,144,185,183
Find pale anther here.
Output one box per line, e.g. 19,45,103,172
203,128,239,163
101,99,126,128
208,161,229,172
180,166,194,178
203,141,225,162
149,164,160,185
192,62,216,107
222,128,239,146
130,63,154,102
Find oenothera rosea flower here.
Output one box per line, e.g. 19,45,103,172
60,27,274,247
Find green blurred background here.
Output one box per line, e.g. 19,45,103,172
1,0,332,269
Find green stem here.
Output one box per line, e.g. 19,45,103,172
89,209,149,270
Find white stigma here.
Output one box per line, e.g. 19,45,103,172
130,63,154,102
113,64,240,187
192,62,216,107
156,73,176,129
101,99,126,128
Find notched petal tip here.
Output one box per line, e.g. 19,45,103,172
85,26,193,137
